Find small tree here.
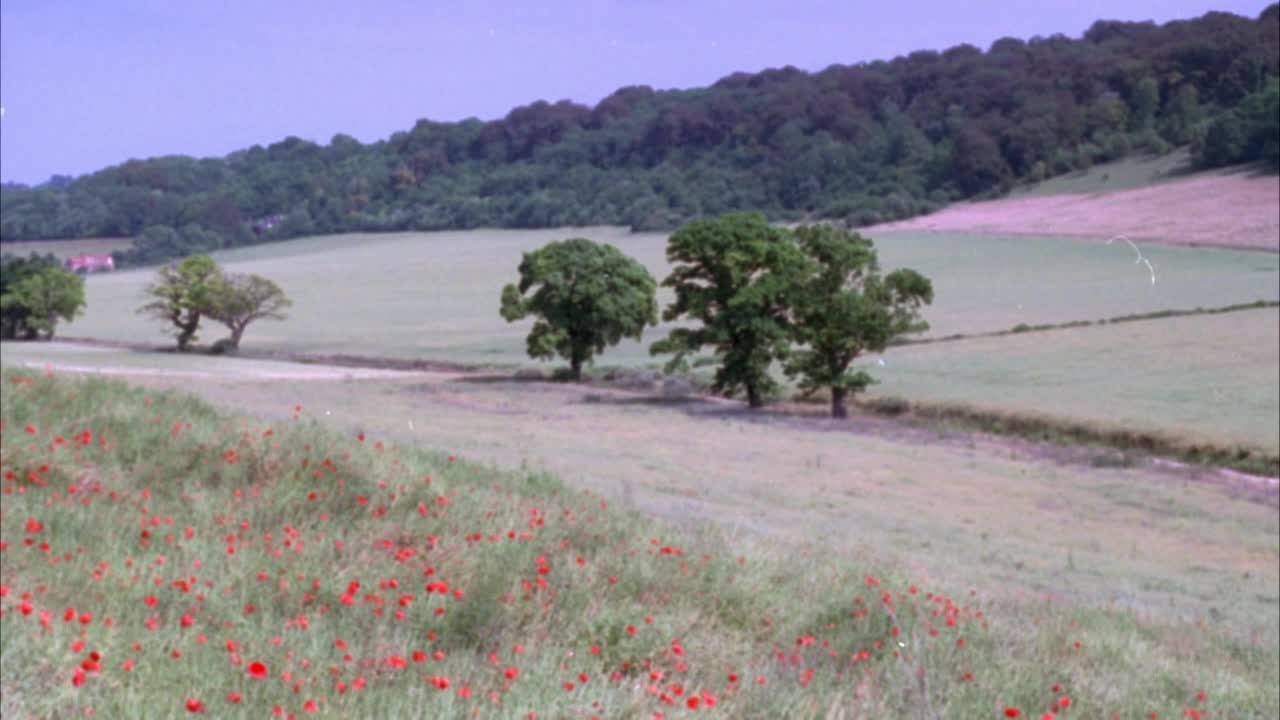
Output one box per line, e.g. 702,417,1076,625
784,225,933,418
8,267,86,339
204,273,292,349
500,238,657,381
650,212,807,408
138,255,222,351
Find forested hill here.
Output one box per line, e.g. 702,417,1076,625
2,7,1277,266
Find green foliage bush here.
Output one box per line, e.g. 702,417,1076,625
500,238,658,381
0,253,86,339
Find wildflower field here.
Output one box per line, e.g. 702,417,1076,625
2,369,1275,718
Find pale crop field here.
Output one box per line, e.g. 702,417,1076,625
0,236,134,259
56,227,1279,365
869,307,1280,451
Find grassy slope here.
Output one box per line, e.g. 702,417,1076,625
1007,151,1196,198
2,371,1275,719
3,363,1275,621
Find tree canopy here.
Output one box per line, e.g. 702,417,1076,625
500,238,657,380
783,225,933,417
647,216,932,414
0,258,86,340
137,256,291,351
138,255,224,351
204,273,292,350
2,6,1276,266
1,252,61,339
650,213,808,408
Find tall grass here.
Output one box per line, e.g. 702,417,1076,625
2,370,1275,718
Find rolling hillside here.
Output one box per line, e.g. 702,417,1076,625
1,7,1277,268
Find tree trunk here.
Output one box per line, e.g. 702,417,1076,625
831,387,849,419
177,314,198,352
746,384,763,409
570,355,583,382
229,325,245,349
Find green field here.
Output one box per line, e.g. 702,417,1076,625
1008,150,1196,197
57,227,1280,362
26,226,1277,449
865,307,1280,451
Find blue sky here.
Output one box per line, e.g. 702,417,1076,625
0,0,1271,184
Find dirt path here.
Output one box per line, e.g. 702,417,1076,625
8,361,440,382
868,171,1280,251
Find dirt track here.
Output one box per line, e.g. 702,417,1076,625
869,171,1280,251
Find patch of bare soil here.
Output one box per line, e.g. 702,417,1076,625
869,171,1279,251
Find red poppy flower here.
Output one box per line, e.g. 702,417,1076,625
248,661,268,679
186,698,203,713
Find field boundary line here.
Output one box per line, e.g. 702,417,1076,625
892,299,1280,348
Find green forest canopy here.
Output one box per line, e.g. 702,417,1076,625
1,6,1277,268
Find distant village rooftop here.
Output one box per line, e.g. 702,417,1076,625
64,254,115,273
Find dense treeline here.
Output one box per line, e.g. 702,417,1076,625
1,7,1276,266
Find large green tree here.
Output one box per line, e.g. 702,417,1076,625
0,252,61,339
138,255,222,351
500,238,657,381
650,212,807,408
5,266,86,340
204,273,292,350
783,225,933,418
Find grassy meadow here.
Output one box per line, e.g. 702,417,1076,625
50,227,1280,362
13,225,1277,451
1008,151,1195,197
863,307,1280,451
2,370,1276,719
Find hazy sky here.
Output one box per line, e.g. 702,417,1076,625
0,1,1270,184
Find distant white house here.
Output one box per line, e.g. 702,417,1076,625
64,255,115,273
